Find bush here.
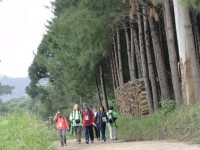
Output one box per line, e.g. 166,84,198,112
160,99,176,115
0,112,57,150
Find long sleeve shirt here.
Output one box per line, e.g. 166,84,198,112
54,115,69,130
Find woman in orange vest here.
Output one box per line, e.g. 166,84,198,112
54,111,69,147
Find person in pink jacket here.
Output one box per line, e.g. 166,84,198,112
54,111,69,147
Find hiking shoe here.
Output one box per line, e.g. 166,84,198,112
85,141,89,144
103,138,106,142
61,144,64,147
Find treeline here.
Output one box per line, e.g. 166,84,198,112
0,97,49,118
0,83,14,96
26,0,200,115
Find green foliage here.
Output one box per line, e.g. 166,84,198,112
0,104,9,113
4,97,30,111
160,99,176,115
117,104,200,143
0,83,14,96
182,0,200,11
0,112,57,150
27,0,125,114
0,97,54,119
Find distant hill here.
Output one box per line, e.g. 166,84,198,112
0,76,30,102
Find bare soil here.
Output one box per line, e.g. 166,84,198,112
52,139,200,150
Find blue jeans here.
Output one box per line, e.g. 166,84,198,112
57,128,66,145
83,125,94,142
98,124,106,140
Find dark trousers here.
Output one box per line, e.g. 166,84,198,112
98,124,106,140
83,125,94,142
93,125,100,139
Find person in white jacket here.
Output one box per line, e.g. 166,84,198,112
69,104,82,144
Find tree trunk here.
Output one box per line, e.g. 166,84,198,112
148,16,171,100
80,96,83,109
117,29,124,86
113,36,120,87
173,0,195,104
143,8,159,109
130,26,137,80
100,65,109,110
192,13,200,64
125,25,135,80
184,9,200,102
163,0,183,105
133,28,142,78
95,74,102,105
111,47,119,88
137,7,154,112
110,52,116,89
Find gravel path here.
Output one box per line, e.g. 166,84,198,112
52,139,200,150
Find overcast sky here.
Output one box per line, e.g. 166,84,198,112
0,0,53,78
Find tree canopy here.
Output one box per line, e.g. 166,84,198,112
27,0,126,113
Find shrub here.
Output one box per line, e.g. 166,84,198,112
0,112,57,150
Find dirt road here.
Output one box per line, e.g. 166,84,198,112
52,139,200,150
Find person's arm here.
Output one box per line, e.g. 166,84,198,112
94,112,98,123
79,111,82,122
53,115,58,122
91,110,95,123
81,110,83,120
69,112,73,122
64,118,69,130
81,110,84,125
105,112,108,121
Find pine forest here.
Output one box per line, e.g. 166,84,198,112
26,0,200,117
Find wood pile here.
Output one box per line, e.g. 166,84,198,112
115,79,149,116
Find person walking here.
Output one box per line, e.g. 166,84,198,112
95,105,108,142
54,111,69,147
107,106,118,140
81,103,95,144
69,104,82,144
93,106,100,141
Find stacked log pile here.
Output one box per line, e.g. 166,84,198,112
115,79,149,116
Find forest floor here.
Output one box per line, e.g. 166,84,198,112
52,138,200,150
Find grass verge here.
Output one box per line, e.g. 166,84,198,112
117,104,200,143
0,112,57,150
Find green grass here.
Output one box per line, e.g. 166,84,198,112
117,104,200,143
0,112,57,150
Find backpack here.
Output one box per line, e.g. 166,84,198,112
108,112,114,124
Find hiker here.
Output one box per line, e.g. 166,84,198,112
95,105,108,142
69,104,82,144
107,106,118,140
81,103,95,144
93,106,100,141
54,111,69,147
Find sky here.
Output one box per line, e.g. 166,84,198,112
0,0,53,78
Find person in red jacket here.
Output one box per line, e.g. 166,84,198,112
54,111,69,147
81,103,95,144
